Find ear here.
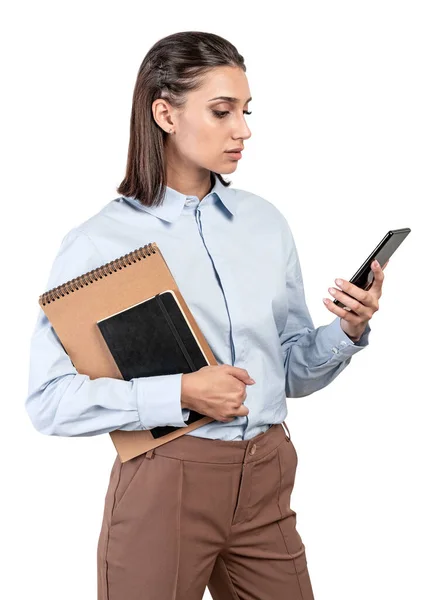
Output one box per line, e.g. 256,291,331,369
151,98,175,134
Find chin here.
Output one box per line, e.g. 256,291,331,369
218,161,239,173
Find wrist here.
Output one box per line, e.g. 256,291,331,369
180,374,191,410
339,318,362,342
347,334,361,343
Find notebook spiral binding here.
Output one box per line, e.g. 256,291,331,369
39,242,158,307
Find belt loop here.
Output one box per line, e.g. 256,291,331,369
145,447,156,459
282,420,291,442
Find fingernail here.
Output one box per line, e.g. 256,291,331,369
373,260,379,267
249,379,256,384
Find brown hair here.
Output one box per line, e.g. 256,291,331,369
116,31,247,208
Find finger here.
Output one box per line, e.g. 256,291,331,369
327,286,369,318
323,296,362,322
333,276,372,307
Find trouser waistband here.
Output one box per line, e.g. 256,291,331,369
145,421,292,465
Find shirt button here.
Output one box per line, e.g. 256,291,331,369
332,347,338,354
249,444,257,455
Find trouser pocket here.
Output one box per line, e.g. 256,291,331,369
277,437,298,515
112,453,147,518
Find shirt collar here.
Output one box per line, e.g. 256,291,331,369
121,175,236,223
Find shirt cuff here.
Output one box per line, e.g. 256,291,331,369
321,317,371,360
136,373,189,429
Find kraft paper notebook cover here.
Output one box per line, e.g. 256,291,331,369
38,242,216,463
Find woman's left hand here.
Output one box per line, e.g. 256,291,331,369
323,259,389,342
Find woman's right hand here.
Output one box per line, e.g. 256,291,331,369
181,364,255,423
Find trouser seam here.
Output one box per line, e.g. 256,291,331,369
276,521,306,600
217,554,241,600
172,459,184,600
104,461,122,600
276,443,306,600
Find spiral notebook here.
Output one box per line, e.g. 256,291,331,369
38,242,216,462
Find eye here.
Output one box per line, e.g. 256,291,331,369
212,110,253,119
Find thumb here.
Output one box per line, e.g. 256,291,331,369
224,365,256,384
370,259,385,292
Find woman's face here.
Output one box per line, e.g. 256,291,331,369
154,66,252,176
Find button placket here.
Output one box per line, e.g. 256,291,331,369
195,206,237,366
196,216,248,368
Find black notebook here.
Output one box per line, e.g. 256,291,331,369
96,289,209,439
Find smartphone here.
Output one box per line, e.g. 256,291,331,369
333,227,411,311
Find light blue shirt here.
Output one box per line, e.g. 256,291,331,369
25,175,370,441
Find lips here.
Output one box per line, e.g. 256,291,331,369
225,150,242,159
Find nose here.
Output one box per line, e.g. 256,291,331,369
235,123,252,143
241,120,252,140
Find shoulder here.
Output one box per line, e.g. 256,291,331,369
46,199,121,290
229,186,292,235
230,186,287,219
73,197,124,239
229,186,297,264
53,197,132,257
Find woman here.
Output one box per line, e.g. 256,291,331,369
26,31,386,600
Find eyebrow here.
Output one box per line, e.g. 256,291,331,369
207,96,252,104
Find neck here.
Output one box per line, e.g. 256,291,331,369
165,149,214,201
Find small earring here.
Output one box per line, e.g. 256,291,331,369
169,129,173,134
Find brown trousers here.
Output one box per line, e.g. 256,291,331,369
97,422,315,599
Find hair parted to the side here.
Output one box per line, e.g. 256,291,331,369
116,31,247,208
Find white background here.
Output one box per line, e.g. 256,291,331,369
1,1,440,598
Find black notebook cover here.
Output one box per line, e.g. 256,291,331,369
96,290,208,439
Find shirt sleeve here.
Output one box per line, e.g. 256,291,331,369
279,218,371,398
25,228,191,437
